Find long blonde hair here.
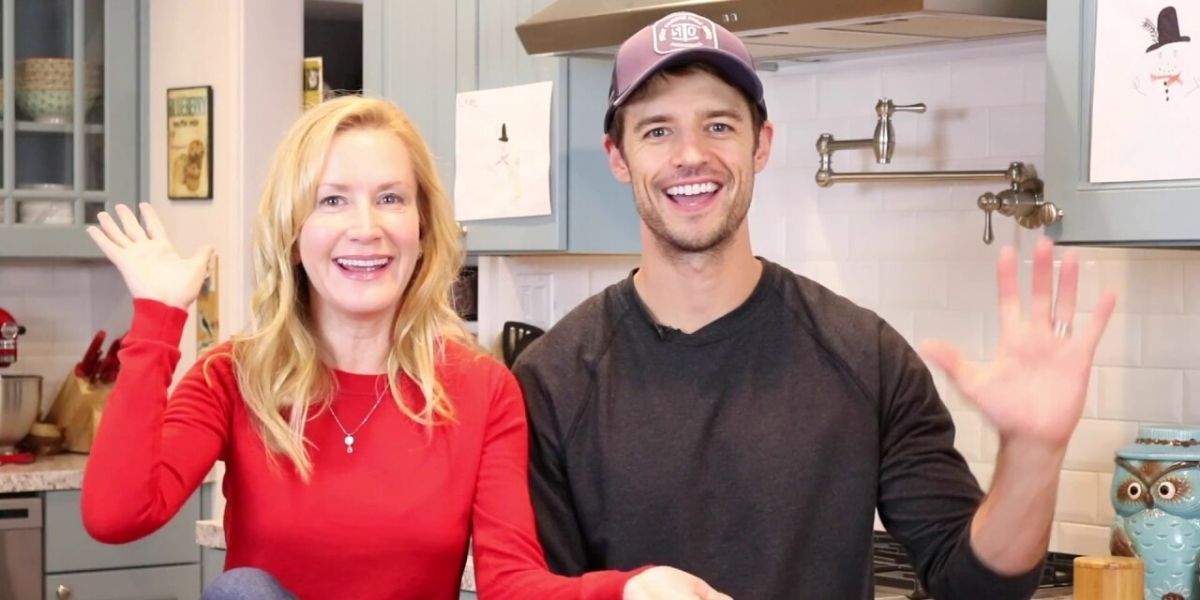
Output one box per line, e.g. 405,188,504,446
229,96,468,480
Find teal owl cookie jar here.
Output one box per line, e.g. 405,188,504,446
1111,426,1200,600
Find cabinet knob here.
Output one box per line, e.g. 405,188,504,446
56,584,71,599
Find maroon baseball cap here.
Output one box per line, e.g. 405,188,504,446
604,11,767,132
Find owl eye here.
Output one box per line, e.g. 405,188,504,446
1126,482,1144,499
1158,481,1178,500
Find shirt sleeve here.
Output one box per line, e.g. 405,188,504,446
511,353,596,576
874,322,1042,600
81,298,232,544
470,364,645,599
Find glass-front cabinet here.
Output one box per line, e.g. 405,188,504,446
0,0,138,258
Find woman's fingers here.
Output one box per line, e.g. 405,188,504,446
114,203,149,242
95,211,133,248
1052,250,1079,333
139,202,169,241
85,225,122,263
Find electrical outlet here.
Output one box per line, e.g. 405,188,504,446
515,273,552,326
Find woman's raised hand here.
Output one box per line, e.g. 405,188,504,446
86,202,214,309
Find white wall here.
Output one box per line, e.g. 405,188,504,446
478,36,1192,557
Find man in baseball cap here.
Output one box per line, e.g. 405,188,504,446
515,10,1107,600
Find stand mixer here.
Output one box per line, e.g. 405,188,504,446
0,307,41,464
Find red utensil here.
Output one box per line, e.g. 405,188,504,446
74,330,106,379
94,335,123,384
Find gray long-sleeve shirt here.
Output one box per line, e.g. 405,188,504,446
513,259,1042,599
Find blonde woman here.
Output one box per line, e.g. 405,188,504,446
80,97,728,600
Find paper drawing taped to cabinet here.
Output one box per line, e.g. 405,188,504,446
1090,3,1200,183
453,81,552,221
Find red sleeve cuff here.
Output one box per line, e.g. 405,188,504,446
128,298,189,346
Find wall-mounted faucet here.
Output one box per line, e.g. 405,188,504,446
814,98,1062,244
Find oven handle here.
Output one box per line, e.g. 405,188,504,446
0,496,42,529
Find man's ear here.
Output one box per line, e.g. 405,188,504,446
603,134,632,183
753,120,775,173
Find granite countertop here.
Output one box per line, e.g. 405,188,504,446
196,519,477,592
0,453,219,494
0,452,90,492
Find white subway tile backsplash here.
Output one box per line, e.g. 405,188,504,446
1089,313,1141,367
1053,522,1110,557
1023,53,1047,104
948,57,1026,108
879,262,946,309
1055,471,1100,524
762,73,816,121
1183,370,1200,424
1097,367,1182,423
882,62,951,109
948,261,1000,312
1099,261,1184,314
931,110,991,162
1142,315,1200,369
850,213,914,260
748,203,788,264
1184,262,1200,313
987,106,1045,158
914,310,984,361
1097,472,1116,524
1064,420,1141,473
881,184,952,212
794,261,878,307
816,69,882,118
912,210,1010,261
783,208,850,261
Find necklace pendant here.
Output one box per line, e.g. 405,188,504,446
344,434,355,454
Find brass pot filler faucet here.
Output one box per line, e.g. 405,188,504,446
815,99,1062,245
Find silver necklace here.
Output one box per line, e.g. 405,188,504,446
329,386,387,454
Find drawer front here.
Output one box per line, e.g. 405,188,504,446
46,564,200,600
46,490,200,573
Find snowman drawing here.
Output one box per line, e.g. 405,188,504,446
1133,6,1200,104
490,123,522,206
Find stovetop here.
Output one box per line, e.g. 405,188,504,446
872,531,1075,599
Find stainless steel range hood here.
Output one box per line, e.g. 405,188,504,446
516,0,1045,62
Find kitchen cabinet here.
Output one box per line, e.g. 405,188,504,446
364,0,640,254
0,0,140,259
45,489,201,599
1045,0,1200,246
46,565,198,600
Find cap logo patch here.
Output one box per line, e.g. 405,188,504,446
653,13,718,54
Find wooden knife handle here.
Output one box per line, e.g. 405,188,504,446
1073,556,1143,600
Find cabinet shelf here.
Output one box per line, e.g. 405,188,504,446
12,121,105,134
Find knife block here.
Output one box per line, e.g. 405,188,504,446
45,374,110,453
1073,556,1143,600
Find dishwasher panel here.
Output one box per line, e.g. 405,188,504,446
0,494,43,600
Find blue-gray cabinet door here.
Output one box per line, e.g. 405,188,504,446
0,0,139,258
45,564,200,600
44,489,200,574
1045,0,1200,246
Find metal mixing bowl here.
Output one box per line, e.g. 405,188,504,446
0,374,42,453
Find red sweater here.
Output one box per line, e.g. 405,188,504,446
81,300,638,599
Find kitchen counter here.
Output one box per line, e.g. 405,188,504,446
0,453,219,494
195,519,478,592
0,452,90,492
